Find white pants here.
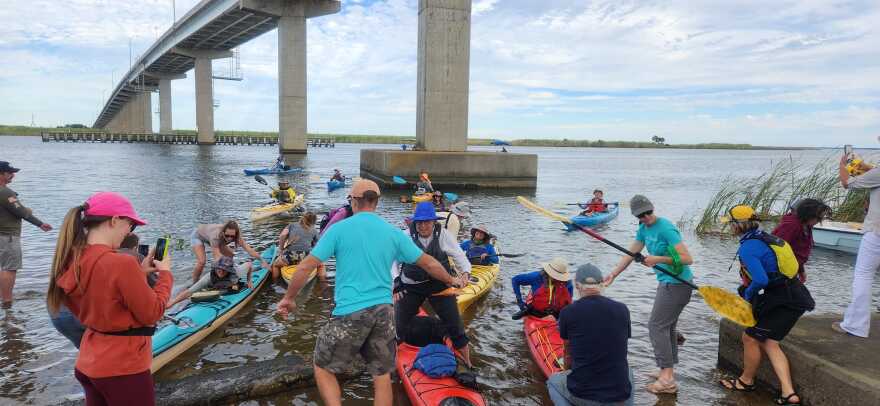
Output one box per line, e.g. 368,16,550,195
841,231,880,337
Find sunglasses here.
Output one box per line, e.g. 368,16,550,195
223,233,237,240
636,210,653,219
116,217,137,232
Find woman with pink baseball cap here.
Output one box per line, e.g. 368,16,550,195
47,192,173,405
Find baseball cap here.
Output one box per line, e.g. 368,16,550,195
0,161,20,173
350,179,380,198
214,257,235,272
575,263,604,285
721,205,757,224
84,192,147,225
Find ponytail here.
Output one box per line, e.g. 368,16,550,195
300,212,317,229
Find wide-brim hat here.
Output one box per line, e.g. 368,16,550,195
470,225,493,238
450,202,471,218
412,202,441,221
542,258,572,282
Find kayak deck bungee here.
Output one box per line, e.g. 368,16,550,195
523,315,564,379
243,167,302,176
151,246,276,373
250,194,304,221
397,309,485,406
565,205,619,230
455,262,500,314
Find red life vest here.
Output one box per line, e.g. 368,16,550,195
531,278,572,314
587,197,606,213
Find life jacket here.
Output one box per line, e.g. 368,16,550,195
273,187,296,203
465,243,491,265
318,205,353,234
210,268,239,290
401,222,456,294
413,343,457,378
587,197,606,213
530,277,572,315
738,230,800,285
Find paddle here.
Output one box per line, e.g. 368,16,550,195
565,202,619,207
444,192,459,202
516,196,756,327
467,253,524,259
393,176,407,185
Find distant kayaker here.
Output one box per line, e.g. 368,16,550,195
0,161,52,307
276,180,461,405
330,169,345,182
772,198,831,283
275,155,286,169
835,152,880,338
579,189,608,216
392,202,473,366
718,205,813,406
511,257,573,320
271,212,319,282
460,225,499,266
431,191,446,212
189,221,264,282
47,192,172,406
547,263,633,406
416,171,434,193
604,195,693,395
270,180,297,204
169,251,251,307
317,200,354,239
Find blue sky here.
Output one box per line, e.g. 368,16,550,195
1,0,878,147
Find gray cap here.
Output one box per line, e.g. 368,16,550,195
630,194,654,217
575,263,603,285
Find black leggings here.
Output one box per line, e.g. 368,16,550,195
395,288,469,349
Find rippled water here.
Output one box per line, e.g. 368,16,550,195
0,135,875,405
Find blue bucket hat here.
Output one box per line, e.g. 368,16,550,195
412,202,441,221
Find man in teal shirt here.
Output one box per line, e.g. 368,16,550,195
277,179,461,406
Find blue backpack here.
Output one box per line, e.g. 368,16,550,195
413,344,457,378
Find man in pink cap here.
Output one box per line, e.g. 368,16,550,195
278,179,463,406
0,161,52,306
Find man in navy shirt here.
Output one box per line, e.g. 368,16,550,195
547,263,633,406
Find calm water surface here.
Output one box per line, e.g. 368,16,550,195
0,136,875,405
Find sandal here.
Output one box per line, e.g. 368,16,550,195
719,378,756,392
774,392,801,405
646,379,678,394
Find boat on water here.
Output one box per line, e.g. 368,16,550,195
564,205,619,230
813,221,863,254
250,194,304,221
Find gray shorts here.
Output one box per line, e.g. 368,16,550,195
190,230,209,247
0,234,22,271
314,304,396,376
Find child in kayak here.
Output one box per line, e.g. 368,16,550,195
511,257,574,320
270,180,297,204
271,212,320,281
580,189,607,216
460,225,498,265
330,169,345,182
416,171,434,193
169,248,252,307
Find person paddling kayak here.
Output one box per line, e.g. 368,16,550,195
270,180,297,204
511,257,574,320
579,189,608,216
330,169,345,183
416,171,434,193
460,225,498,266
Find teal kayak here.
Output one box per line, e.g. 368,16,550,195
150,245,276,372
327,179,345,192
564,205,619,230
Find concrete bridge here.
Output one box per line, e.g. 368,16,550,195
93,0,340,153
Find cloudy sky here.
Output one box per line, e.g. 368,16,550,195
1,0,878,146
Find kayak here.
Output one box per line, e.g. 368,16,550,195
327,179,345,192
251,194,304,221
456,260,500,314
412,193,432,204
565,205,619,230
243,166,302,176
280,262,319,285
397,310,485,406
151,246,275,373
523,315,564,379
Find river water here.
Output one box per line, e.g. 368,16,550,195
0,135,874,405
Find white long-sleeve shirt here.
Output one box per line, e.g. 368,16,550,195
391,227,471,283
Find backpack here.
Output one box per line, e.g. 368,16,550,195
413,344,457,378
744,231,799,279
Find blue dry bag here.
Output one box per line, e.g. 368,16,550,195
413,344,457,378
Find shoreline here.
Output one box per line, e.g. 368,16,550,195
1,125,811,150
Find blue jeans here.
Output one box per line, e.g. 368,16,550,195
49,305,85,349
547,369,634,406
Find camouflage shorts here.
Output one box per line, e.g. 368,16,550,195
314,304,396,376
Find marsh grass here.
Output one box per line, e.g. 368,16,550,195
696,157,867,234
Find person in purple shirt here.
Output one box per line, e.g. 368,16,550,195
771,199,831,283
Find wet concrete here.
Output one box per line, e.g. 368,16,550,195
718,314,880,406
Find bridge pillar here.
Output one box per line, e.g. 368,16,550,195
278,2,307,154
194,57,215,144
138,91,153,134
159,79,173,134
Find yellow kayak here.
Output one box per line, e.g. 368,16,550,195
280,262,318,285
251,194,304,221
456,261,500,314
412,194,432,203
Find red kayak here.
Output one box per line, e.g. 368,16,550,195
523,315,565,378
396,310,485,406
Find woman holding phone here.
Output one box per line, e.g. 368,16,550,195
47,192,173,405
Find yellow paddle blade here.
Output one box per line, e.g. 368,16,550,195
517,196,572,224
697,286,756,327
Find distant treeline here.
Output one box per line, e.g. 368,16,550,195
0,124,800,150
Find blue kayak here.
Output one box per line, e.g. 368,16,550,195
151,246,276,372
327,179,345,192
243,167,302,176
564,205,619,230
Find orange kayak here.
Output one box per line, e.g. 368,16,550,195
523,315,565,379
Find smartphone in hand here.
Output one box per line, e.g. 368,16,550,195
154,238,169,261
137,244,150,258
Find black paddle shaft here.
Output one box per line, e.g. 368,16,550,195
569,222,698,289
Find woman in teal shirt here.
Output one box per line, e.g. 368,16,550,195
604,195,694,395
